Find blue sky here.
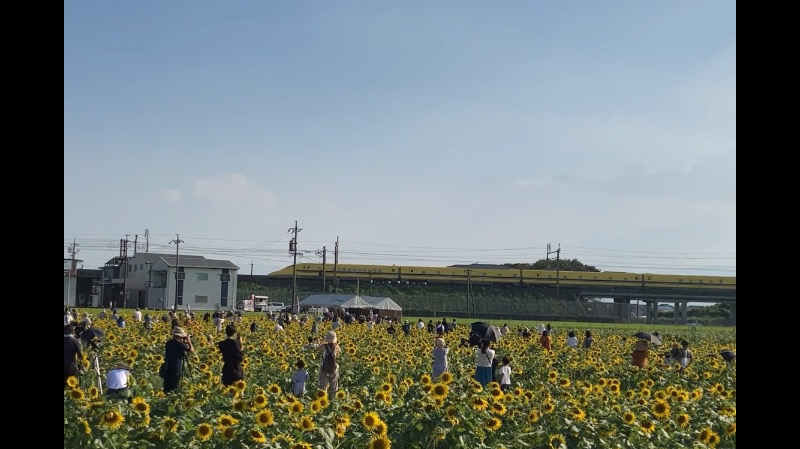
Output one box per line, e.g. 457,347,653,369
64,1,736,277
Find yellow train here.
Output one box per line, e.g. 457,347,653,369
266,263,736,291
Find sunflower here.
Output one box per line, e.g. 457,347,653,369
436,371,453,384
543,401,556,414
363,412,381,429
336,390,347,400
675,413,690,427
446,406,458,418
254,394,268,407
221,427,236,441
708,432,721,447
78,418,91,435
299,415,315,431
87,386,100,399
558,378,571,387
352,399,364,410
132,400,150,414
315,389,328,399
523,390,534,400
66,376,79,388
471,397,488,411
131,415,151,429
69,389,85,400
380,382,393,393
162,416,179,432
335,425,347,438
291,443,314,449
698,427,712,443
420,374,432,385
373,420,388,436
652,400,670,419
233,401,246,412
485,417,502,431
224,386,238,397
195,423,213,441
725,423,736,436
217,414,239,429
318,396,330,408
290,402,304,414
267,383,282,395
549,433,566,448
431,383,449,398
369,435,392,449
250,428,267,444
567,406,585,421
622,411,636,425
101,411,125,430
256,410,274,427
639,419,656,434
334,413,351,427
491,402,507,416
183,398,195,409
310,401,322,414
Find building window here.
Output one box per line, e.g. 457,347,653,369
197,273,208,281
140,264,144,271
195,295,208,304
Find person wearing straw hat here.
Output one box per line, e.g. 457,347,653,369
316,330,341,400
162,326,194,394
631,339,649,369
105,362,132,401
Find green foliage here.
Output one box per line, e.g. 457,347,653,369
504,258,601,272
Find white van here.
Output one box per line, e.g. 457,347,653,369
255,302,285,313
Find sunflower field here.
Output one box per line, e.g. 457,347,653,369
64,314,736,449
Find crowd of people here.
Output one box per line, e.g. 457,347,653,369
65,305,709,400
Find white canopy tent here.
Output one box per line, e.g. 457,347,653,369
361,295,403,319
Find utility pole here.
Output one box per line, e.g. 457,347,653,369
466,269,474,318
121,236,130,309
333,236,339,293
66,239,80,307
250,262,253,276
169,234,184,312
315,246,327,292
547,243,561,299
133,235,138,255
289,221,301,312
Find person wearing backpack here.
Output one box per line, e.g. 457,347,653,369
316,331,341,400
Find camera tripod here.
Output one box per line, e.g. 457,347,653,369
80,351,102,392
179,354,195,387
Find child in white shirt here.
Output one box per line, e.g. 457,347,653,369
497,356,512,391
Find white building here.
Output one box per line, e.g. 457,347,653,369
123,253,239,311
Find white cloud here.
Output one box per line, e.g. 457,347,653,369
160,188,182,202
192,174,275,206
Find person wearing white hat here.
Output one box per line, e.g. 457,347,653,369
316,330,341,400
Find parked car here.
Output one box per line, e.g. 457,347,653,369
254,301,285,313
